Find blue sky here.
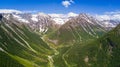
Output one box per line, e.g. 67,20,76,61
0,0,120,14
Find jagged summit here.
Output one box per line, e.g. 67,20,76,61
0,9,119,28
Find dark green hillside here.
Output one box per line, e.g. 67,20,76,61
52,24,120,67
0,18,54,67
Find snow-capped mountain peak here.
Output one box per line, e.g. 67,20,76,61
95,13,120,28
37,12,50,17
49,12,78,25
0,9,120,33
13,14,29,23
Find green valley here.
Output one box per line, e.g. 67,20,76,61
0,14,120,67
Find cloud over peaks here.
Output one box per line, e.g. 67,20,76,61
95,11,120,21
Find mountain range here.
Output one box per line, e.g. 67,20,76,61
0,9,120,67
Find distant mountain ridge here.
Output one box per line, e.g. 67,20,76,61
0,9,119,31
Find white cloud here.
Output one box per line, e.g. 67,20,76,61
0,9,22,14
70,0,74,3
0,9,38,14
62,0,74,8
49,14,65,18
49,12,78,18
22,10,38,13
94,11,120,27
62,1,71,8
112,14,120,20
105,11,120,15
95,15,111,21
95,11,120,21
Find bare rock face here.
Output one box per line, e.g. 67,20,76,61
1,13,60,34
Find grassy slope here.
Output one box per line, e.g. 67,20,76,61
45,19,107,67
47,18,106,46
0,19,54,67
52,24,120,67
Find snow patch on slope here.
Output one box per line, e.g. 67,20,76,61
13,14,29,23
31,14,38,22
68,12,78,17
49,12,78,24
